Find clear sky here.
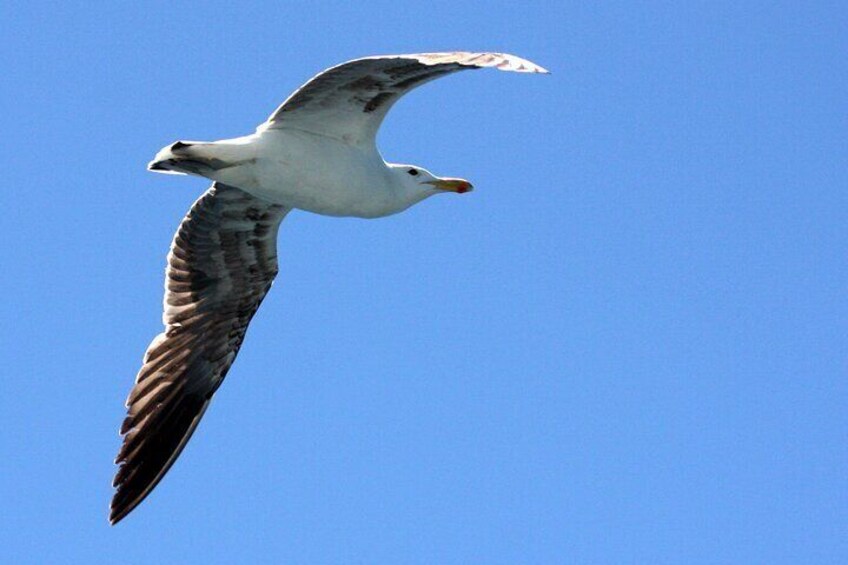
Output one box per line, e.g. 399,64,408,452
0,2,845,563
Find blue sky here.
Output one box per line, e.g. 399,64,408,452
0,2,845,563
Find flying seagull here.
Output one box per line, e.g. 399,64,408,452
111,52,548,524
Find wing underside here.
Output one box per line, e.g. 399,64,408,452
262,52,548,144
110,183,289,524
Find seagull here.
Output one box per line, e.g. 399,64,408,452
111,52,548,524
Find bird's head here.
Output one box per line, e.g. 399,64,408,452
390,164,474,204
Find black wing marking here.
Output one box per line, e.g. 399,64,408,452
110,183,289,524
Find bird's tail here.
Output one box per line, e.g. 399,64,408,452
148,140,250,178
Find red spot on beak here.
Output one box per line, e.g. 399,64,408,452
427,178,474,193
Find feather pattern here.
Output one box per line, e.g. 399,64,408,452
263,52,549,145
110,183,289,524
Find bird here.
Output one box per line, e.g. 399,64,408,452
110,52,548,524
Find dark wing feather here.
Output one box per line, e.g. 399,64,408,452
262,52,548,145
110,183,289,524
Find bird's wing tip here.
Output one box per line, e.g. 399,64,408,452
108,506,126,526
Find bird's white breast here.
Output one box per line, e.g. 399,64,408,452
213,129,405,218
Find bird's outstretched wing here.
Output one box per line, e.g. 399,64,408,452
262,52,548,145
110,183,289,524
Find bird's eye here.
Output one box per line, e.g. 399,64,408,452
407,168,419,176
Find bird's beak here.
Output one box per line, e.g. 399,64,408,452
426,178,474,194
